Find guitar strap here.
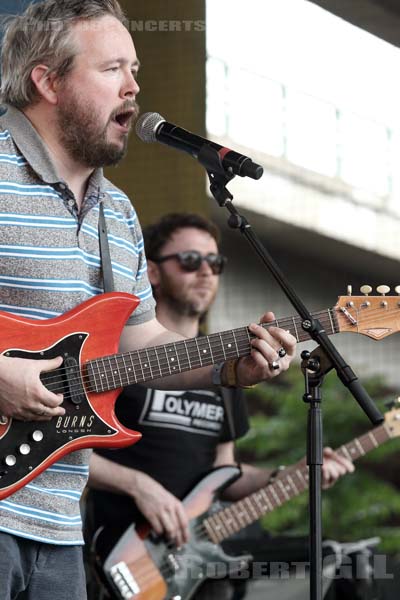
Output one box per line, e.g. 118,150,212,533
98,202,115,293
221,386,237,440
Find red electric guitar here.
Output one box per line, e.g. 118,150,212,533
0,289,398,500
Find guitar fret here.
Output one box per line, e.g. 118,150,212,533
253,491,270,513
194,338,202,367
295,468,308,488
292,317,300,341
203,518,219,544
144,348,153,379
232,331,240,356
206,338,215,363
219,333,227,360
286,474,300,495
210,513,229,541
127,353,137,385
99,357,110,391
340,444,353,461
327,309,335,335
237,501,253,526
136,352,145,383
152,347,162,379
368,432,379,448
120,354,129,386
268,485,282,506
168,345,179,374
244,496,259,521
183,340,192,370
88,359,100,392
259,488,274,511
220,507,237,535
354,439,365,456
277,479,291,501
222,331,237,359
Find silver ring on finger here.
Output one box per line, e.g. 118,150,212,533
277,347,286,358
269,360,280,370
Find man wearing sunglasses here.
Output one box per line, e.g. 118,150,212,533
85,213,353,599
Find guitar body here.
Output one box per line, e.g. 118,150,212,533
100,466,252,600
0,292,142,499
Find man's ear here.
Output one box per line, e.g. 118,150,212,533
30,65,61,105
147,260,160,287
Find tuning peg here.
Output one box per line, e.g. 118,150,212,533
377,285,390,296
360,285,372,296
395,286,400,295
347,285,352,296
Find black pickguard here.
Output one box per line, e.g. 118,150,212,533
0,333,117,487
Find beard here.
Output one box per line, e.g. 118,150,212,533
56,90,139,168
157,273,218,318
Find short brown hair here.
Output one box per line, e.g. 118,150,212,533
1,0,126,109
143,213,221,260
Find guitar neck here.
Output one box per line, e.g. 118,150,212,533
203,420,392,544
85,308,339,393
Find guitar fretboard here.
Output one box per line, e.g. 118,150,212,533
85,309,339,392
203,420,392,544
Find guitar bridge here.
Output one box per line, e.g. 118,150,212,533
109,561,140,599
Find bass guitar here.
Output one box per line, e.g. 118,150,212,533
97,403,400,600
0,289,398,499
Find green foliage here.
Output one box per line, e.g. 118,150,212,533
236,368,400,553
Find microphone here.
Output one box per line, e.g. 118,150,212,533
135,112,264,180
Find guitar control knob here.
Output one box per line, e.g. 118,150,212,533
360,285,372,296
31,430,44,442
18,444,31,456
377,285,390,296
5,455,16,467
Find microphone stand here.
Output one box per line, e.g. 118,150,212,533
197,144,383,600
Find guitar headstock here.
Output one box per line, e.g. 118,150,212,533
335,285,400,340
384,400,400,438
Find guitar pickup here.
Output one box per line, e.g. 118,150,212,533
64,356,86,405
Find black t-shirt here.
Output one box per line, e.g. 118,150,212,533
87,384,249,536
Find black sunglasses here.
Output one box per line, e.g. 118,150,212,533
154,251,227,275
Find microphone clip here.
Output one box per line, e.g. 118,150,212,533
198,144,235,207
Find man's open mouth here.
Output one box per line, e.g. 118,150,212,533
113,109,136,129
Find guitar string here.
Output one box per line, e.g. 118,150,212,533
35,307,339,392
29,309,340,399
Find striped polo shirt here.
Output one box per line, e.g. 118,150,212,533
0,106,156,544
